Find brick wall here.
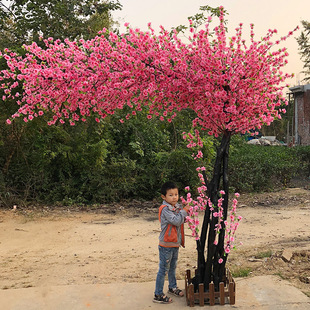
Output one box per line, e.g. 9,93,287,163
297,90,310,145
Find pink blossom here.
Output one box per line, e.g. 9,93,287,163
1,19,295,131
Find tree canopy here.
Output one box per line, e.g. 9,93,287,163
1,7,297,137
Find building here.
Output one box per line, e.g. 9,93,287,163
288,84,310,146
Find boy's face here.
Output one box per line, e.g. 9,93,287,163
161,188,179,207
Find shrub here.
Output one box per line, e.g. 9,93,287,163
0,108,215,205
229,142,300,192
294,146,310,178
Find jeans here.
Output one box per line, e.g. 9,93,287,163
154,245,179,296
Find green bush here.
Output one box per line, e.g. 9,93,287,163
229,141,306,192
1,107,309,206
294,146,310,178
0,108,215,205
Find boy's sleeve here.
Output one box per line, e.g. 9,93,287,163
161,207,187,226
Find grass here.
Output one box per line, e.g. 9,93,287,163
303,291,310,298
273,272,284,279
255,250,273,259
231,267,252,278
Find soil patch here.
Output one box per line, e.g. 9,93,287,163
0,188,309,298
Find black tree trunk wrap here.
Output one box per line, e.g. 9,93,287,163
194,130,232,291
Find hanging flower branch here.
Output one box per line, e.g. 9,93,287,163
181,184,243,257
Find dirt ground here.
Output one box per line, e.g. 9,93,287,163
0,187,309,298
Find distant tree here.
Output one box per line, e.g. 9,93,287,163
297,20,310,82
0,2,18,49
0,0,122,49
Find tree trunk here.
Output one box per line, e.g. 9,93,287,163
194,130,231,290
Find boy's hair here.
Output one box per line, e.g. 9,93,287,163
161,181,178,196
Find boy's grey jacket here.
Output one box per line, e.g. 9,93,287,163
158,201,187,247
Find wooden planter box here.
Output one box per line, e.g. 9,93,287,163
185,269,236,307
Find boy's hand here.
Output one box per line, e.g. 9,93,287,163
183,204,190,213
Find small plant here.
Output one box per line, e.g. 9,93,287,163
231,267,252,278
303,291,310,298
274,272,285,280
255,250,272,259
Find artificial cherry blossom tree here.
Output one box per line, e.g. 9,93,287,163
0,7,297,289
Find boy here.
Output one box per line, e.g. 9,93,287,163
153,181,190,304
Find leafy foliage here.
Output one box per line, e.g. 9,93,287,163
295,146,310,178
297,20,310,82
1,0,122,48
0,107,215,205
229,138,308,192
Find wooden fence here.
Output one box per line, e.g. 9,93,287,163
185,269,236,307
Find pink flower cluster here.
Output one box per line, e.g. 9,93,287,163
213,192,243,262
181,184,208,240
0,8,298,136
183,130,205,160
181,186,242,261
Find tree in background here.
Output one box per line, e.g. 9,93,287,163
297,20,310,82
1,5,297,289
0,0,122,48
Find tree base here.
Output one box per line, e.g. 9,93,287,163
185,269,236,307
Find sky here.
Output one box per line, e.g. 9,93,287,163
112,0,310,88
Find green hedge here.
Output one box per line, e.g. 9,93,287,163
229,142,309,192
1,112,309,207
0,109,214,206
